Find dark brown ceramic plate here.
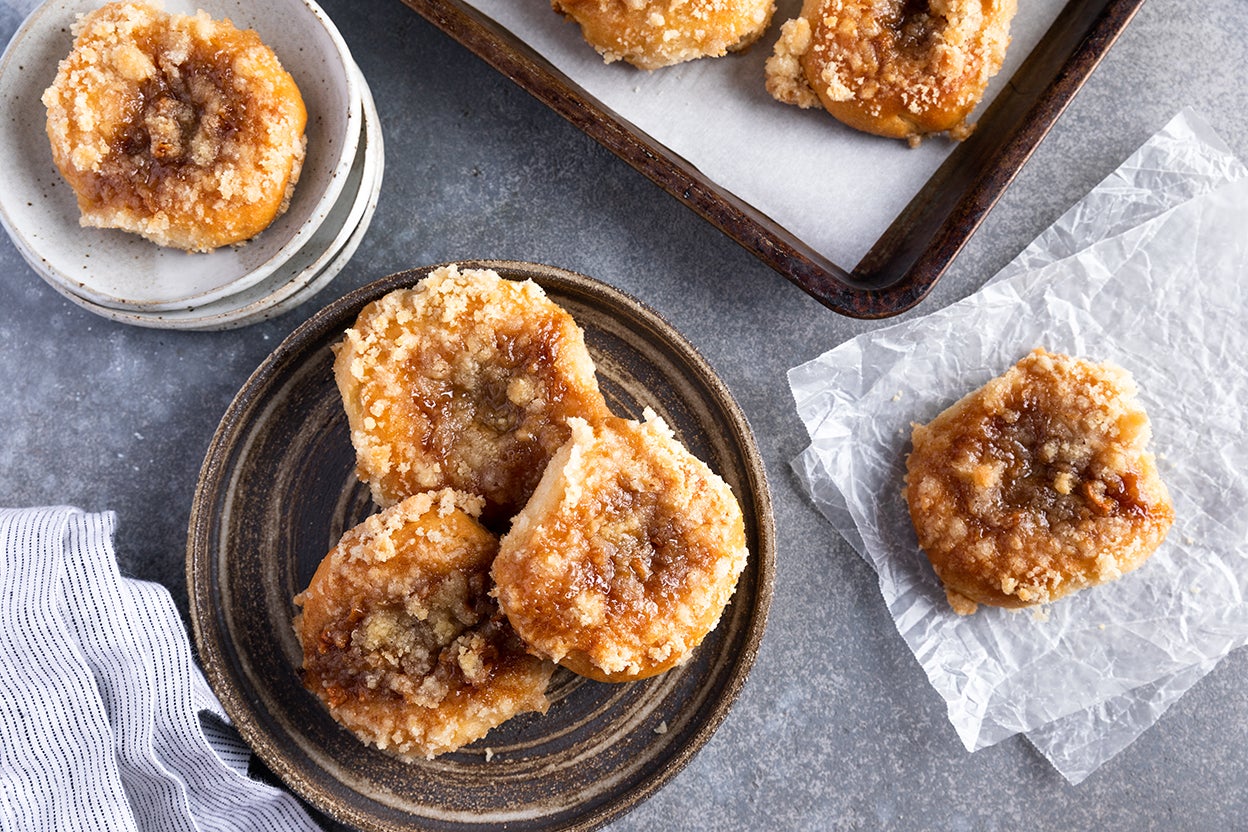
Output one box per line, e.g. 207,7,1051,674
187,260,775,832
399,0,1144,318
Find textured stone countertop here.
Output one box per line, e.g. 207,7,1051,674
2,0,1246,829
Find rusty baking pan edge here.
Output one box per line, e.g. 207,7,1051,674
399,0,1145,319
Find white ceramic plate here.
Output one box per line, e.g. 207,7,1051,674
0,0,360,311
46,63,383,331
181,156,381,330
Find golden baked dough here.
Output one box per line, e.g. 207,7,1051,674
333,265,613,524
554,0,775,70
492,411,748,682
765,0,1016,144
294,489,553,759
904,349,1174,615
42,1,306,251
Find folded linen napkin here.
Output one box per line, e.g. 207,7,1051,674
0,506,319,832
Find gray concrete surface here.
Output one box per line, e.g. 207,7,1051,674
2,0,1246,829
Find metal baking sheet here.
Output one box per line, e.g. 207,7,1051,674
400,0,1145,318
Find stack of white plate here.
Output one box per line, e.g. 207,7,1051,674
0,0,382,331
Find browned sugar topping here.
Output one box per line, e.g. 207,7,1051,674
945,389,1158,533
305,565,519,710
99,31,243,211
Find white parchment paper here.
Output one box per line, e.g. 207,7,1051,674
461,0,1065,267
789,110,1248,783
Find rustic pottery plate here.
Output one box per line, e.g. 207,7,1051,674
187,261,776,831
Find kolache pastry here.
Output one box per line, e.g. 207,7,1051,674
553,0,776,70
492,412,749,682
765,0,1017,145
42,1,307,251
904,349,1175,616
310,265,751,756
333,265,613,525
294,490,554,760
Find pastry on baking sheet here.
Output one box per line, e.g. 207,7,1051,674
554,0,776,70
904,348,1174,615
765,0,1017,145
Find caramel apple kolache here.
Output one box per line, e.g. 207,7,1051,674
492,412,748,682
554,0,776,71
294,490,554,760
904,349,1174,615
766,0,1017,144
332,265,612,525
42,2,307,251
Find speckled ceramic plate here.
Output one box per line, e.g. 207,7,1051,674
0,0,360,311
187,261,775,832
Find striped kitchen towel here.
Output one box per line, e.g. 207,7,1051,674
0,507,319,832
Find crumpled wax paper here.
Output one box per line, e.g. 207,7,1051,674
788,109,1248,784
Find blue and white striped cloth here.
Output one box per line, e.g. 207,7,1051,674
0,507,318,832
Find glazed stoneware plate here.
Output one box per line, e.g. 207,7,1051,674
187,261,776,832
0,0,360,312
